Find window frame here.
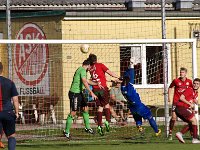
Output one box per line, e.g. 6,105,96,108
120,44,171,89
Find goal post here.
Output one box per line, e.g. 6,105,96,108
0,38,198,138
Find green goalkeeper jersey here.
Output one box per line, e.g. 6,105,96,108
70,66,87,93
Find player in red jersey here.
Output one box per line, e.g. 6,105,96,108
168,67,193,140
175,78,200,144
88,54,120,136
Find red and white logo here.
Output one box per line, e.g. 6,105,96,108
14,23,49,86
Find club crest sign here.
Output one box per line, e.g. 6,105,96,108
13,23,49,95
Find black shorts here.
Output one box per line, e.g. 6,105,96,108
68,91,87,111
0,111,16,136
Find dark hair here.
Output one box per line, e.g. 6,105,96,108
82,59,90,66
180,67,187,72
121,76,130,87
193,78,200,83
88,54,97,65
0,62,3,74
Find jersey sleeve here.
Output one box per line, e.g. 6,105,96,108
101,63,108,72
169,79,176,88
11,82,19,97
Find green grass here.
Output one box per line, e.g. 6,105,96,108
13,125,197,150
17,143,200,150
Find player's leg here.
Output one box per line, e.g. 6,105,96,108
100,87,111,132
104,103,111,132
97,106,104,135
132,113,143,132
138,104,161,136
2,111,17,150
93,90,104,128
188,117,200,143
64,91,80,138
0,122,5,148
93,91,104,135
81,93,95,134
129,107,144,132
82,106,94,134
103,88,111,123
168,105,177,140
64,111,77,138
175,106,200,143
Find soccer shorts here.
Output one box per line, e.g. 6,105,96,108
175,106,194,123
68,91,87,111
93,87,109,107
0,111,16,136
129,103,152,120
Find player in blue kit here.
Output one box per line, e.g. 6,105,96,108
120,74,161,136
123,58,144,132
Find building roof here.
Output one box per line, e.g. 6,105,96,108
0,0,126,5
0,0,199,11
0,0,198,5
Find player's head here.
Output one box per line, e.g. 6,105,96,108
120,76,129,99
121,76,130,87
82,59,91,71
193,78,200,90
0,62,3,75
88,54,97,65
179,67,187,79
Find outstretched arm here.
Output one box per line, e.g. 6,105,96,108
106,70,119,80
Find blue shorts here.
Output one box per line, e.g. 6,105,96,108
0,111,16,136
129,103,152,120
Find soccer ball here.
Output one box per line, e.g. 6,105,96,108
80,44,90,53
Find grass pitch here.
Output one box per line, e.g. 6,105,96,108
14,125,199,150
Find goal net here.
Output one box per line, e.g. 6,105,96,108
0,39,197,140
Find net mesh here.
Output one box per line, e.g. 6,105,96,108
0,40,196,140
0,1,199,140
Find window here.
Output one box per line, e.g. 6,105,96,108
120,44,169,88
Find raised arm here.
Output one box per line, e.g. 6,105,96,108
106,70,119,82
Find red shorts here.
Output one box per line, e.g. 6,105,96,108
175,106,194,123
93,87,109,107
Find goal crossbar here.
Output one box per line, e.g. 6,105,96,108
0,38,196,44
